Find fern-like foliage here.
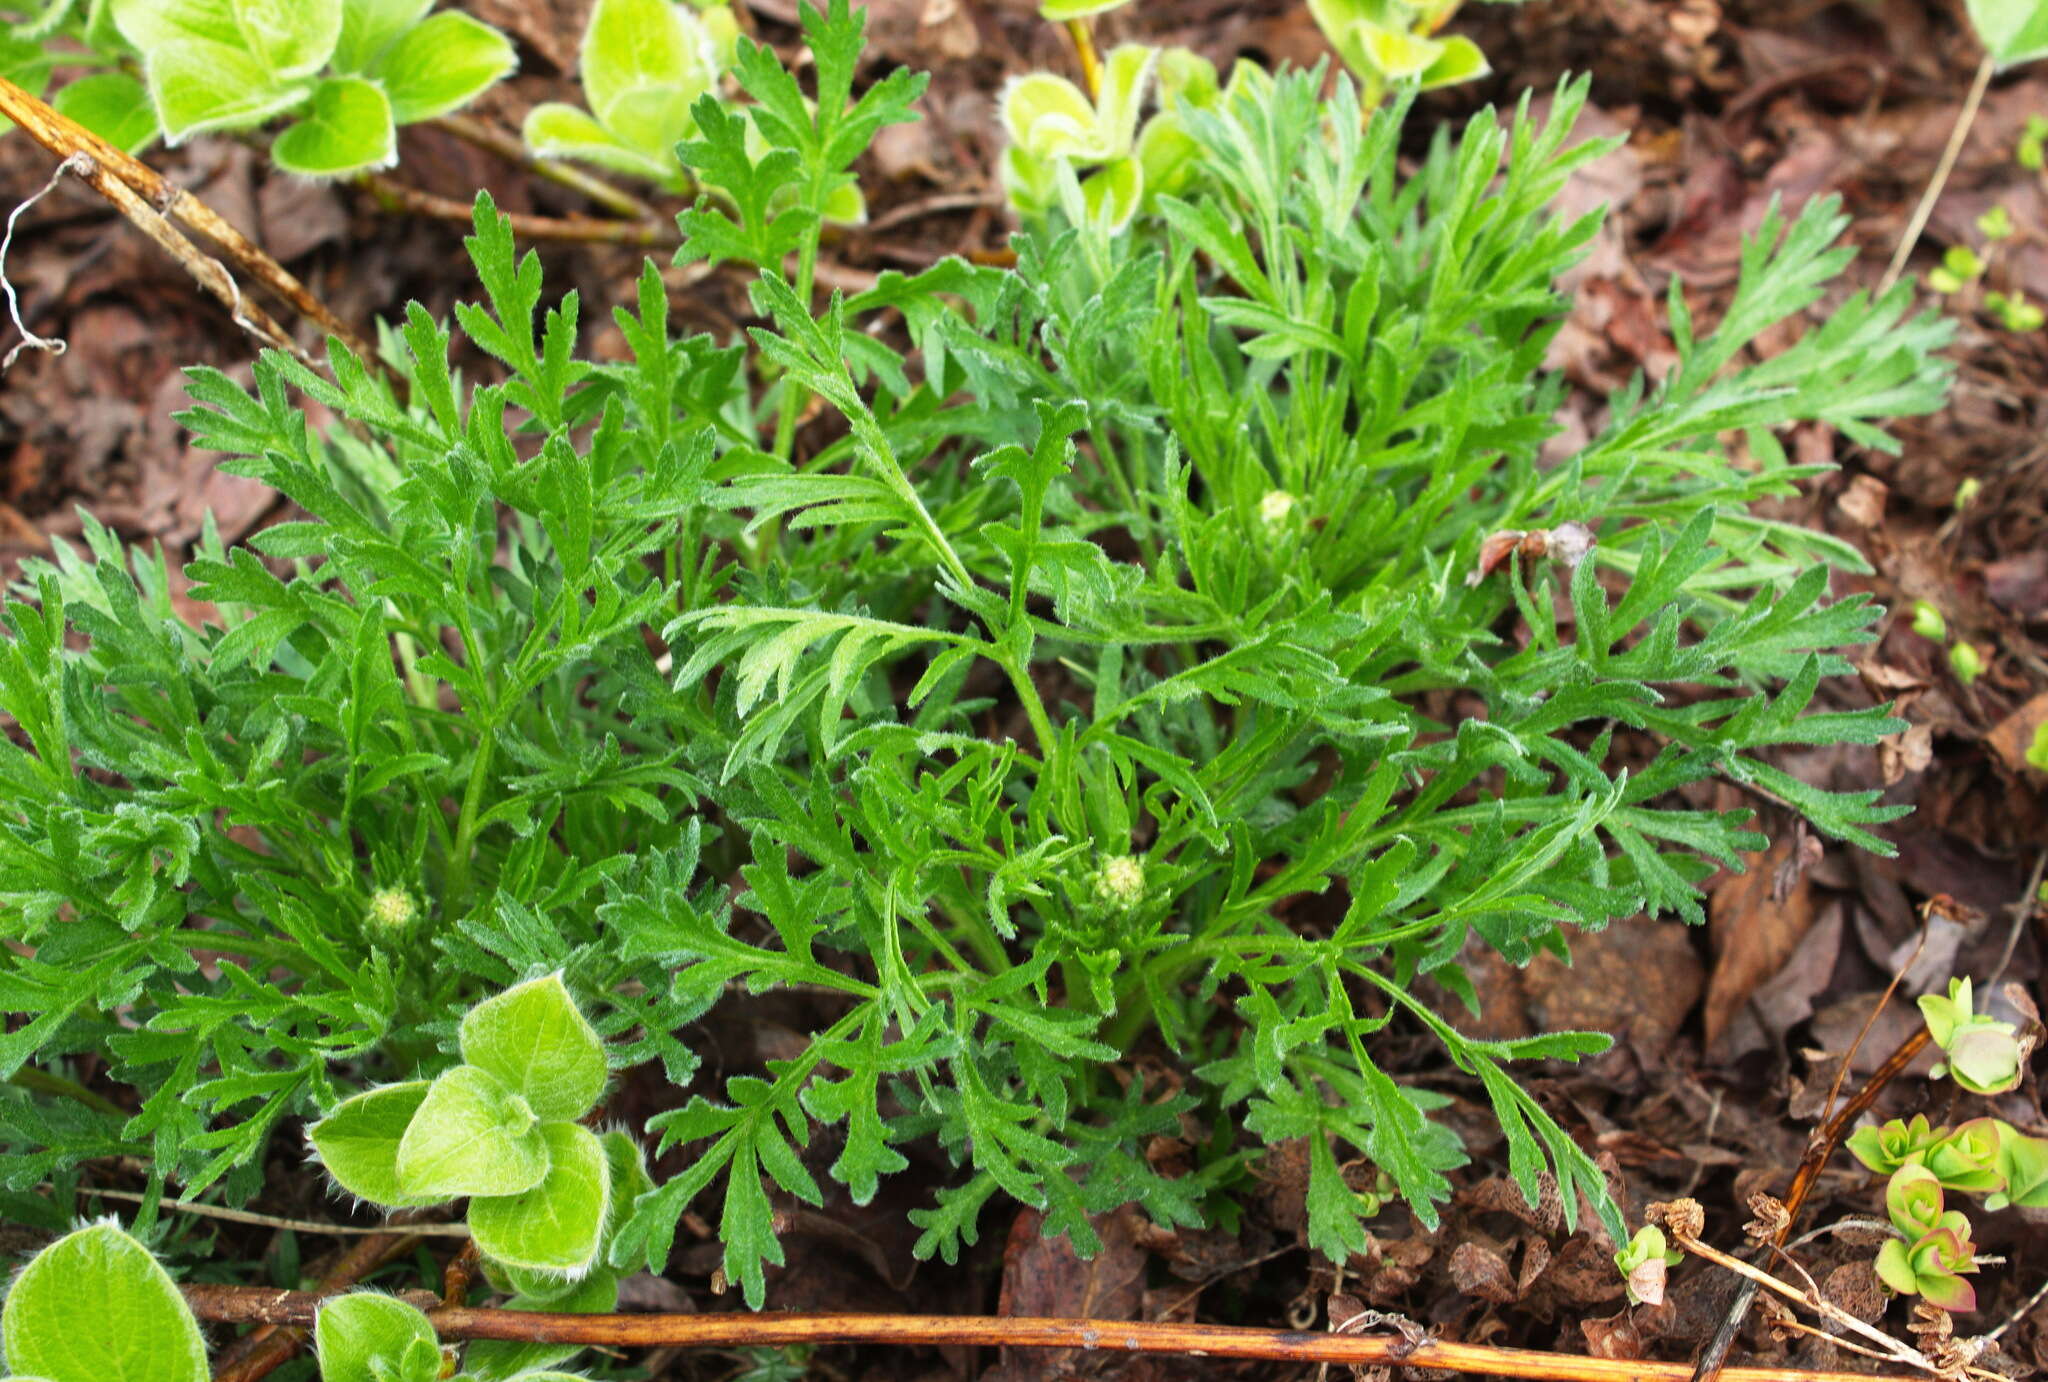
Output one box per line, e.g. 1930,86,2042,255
0,0,1948,1310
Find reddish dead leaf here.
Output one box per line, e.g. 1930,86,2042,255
1448,1240,1518,1304
1582,1308,1648,1359
993,1206,1151,1382
1981,550,2048,620
1985,692,2048,778
1880,723,1934,785
1834,473,1888,528
1704,839,1817,1052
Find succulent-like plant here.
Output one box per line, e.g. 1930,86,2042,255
1846,1113,1948,1177
1919,977,2025,1095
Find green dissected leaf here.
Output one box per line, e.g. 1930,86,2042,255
469,1120,611,1275
313,1292,438,1382
50,74,159,154
1,1222,208,1382
459,972,608,1122
308,1080,443,1207
394,1064,550,1199
270,76,397,177
374,10,517,124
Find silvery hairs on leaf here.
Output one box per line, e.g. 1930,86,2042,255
1,1220,208,1382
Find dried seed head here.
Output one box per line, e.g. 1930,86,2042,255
1743,1192,1790,1245
1648,1197,1705,1242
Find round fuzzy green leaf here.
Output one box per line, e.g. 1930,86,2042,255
271,76,397,177
821,178,867,227
1967,0,2048,68
308,1080,443,1207
469,1121,610,1276
1040,0,1130,17
1357,21,1444,81
593,83,703,167
460,973,607,1123
1,1222,207,1382
140,38,306,142
115,0,341,77
331,0,430,72
375,11,517,124
394,1064,548,1199
1001,71,1101,158
599,1128,654,1244
582,0,715,128
314,1292,438,1382
461,1269,617,1380
1080,155,1142,232
523,102,678,184
1416,34,1490,90
51,74,159,153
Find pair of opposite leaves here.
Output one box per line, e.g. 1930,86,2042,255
0,1220,582,1382
311,973,628,1277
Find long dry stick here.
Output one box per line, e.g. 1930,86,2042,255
431,112,659,221
210,1231,419,1382
357,173,677,246
1688,1024,1934,1382
0,73,371,362
1879,52,1997,295
182,1290,1934,1382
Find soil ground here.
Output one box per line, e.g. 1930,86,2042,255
2,1,2046,1378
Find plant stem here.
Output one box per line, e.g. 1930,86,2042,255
1879,52,1996,296
1066,20,1103,101
8,1067,125,1118
443,725,497,919
756,235,824,571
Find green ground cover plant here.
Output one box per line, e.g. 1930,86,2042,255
0,0,1955,1324
0,0,515,173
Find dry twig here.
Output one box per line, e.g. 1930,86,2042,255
183,1289,1955,1382
0,73,370,363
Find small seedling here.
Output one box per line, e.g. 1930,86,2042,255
1909,600,1947,641
1918,977,2023,1094
1615,1224,1684,1306
311,974,621,1275
1307,0,1493,105
3,0,517,176
1948,640,1985,686
2019,113,2048,169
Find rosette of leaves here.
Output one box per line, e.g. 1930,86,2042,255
1988,1121,2048,1210
1918,976,2026,1095
0,3,158,153
1000,43,1155,229
1306,0,1494,104
0,1221,208,1382
1922,1118,2006,1194
310,974,617,1276
521,0,864,224
1846,1113,1946,1176
101,0,515,177
315,1291,585,1382
1875,1165,1980,1311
